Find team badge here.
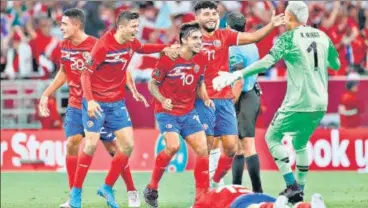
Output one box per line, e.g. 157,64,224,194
194,65,200,73
213,40,221,47
154,70,161,77
166,124,173,129
87,120,94,128
83,52,93,66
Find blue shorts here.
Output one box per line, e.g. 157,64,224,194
195,99,238,137
64,106,115,142
82,99,132,133
155,109,204,138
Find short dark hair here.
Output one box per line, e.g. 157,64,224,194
63,8,85,29
179,22,201,44
226,12,246,32
193,1,217,13
116,10,140,26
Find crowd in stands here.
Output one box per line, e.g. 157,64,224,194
1,1,367,81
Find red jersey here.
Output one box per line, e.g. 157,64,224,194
87,29,145,102
60,36,97,109
152,53,207,116
340,91,361,128
193,185,252,208
201,29,238,99
350,34,366,65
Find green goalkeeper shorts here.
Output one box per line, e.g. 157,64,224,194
265,111,325,151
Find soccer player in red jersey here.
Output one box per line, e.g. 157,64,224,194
192,1,285,188
38,9,142,208
143,22,213,208
70,11,176,208
193,185,324,208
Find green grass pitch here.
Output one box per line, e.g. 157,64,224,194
1,171,368,208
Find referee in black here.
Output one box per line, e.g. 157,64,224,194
226,11,263,193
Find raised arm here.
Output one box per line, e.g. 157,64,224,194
133,39,180,59
237,11,285,45
136,44,167,54
239,54,277,77
213,31,291,91
327,38,340,71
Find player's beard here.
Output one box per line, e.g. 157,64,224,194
202,25,216,33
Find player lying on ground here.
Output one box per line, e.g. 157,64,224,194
192,1,285,188
67,11,178,208
212,1,340,204
37,8,142,208
192,185,326,208
226,11,264,193
144,21,214,208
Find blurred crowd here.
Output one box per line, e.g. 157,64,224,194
1,1,367,81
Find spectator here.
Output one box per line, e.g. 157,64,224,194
1,0,12,74
80,1,105,37
3,28,32,79
27,16,59,79
339,75,362,129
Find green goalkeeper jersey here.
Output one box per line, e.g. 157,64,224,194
241,25,340,112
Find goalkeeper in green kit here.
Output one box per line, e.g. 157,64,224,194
212,1,340,204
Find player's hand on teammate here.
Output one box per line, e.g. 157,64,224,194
212,71,242,91
270,10,286,27
133,92,149,107
87,100,103,118
163,44,180,60
204,99,215,109
38,95,50,117
161,98,173,111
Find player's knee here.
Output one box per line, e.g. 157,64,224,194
243,138,256,157
223,144,237,157
194,145,208,157
66,135,83,155
222,140,237,157
67,135,83,147
118,142,134,156
166,143,180,156
236,148,244,155
84,143,98,155
103,142,117,156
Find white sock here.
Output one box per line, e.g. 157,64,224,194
209,148,221,179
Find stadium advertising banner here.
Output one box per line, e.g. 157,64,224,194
1,128,367,172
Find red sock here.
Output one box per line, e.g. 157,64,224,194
194,156,209,201
73,152,93,189
105,152,129,187
148,151,172,190
66,155,78,189
213,154,233,183
120,165,136,191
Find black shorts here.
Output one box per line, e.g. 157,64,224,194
234,88,260,138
